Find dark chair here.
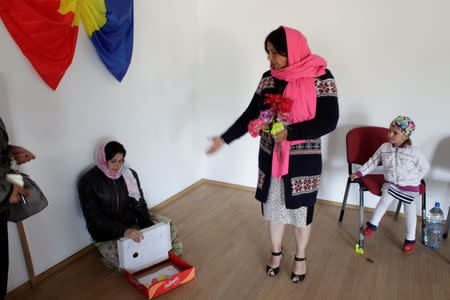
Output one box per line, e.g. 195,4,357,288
338,126,427,247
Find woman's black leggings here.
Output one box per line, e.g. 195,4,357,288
0,211,8,300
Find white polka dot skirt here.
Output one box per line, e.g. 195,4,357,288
262,177,313,227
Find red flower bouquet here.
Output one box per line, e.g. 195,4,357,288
247,94,293,160
248,94,293,137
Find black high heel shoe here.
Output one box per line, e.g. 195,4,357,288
291,257,306,283
266,248,283,277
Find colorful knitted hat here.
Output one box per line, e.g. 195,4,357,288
391,116,415,137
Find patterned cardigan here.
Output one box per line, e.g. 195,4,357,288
221,69,339,209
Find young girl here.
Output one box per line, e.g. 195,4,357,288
350,116,429,253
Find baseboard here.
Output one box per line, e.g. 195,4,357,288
202,179,404,215
204,179,420,219
150,178,258,211
318,198,385,216
151,178,413,217
150,179,207,211
202,179,257,192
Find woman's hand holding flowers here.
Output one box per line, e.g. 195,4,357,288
247,94,293,140
273,128,288,143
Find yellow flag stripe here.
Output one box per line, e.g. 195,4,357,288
58,0,106,36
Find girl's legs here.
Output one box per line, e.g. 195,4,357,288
268,221,285,267
293,224,311,275
403,200,417,241
369,192,395,227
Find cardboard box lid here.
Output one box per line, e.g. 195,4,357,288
117,222,171,273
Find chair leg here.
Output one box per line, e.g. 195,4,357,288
443,206,449,239
394,201,402,221
421,192,426,244
359,186,364,248
339,178,352,222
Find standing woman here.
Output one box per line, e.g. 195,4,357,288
0,117,35,299
207,26,338,283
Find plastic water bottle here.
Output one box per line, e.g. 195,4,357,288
425,202,444,248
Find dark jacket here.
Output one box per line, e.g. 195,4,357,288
78,166,153,242
221,69,339,208
0,119,12,212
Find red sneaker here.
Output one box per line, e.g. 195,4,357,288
362,227,374,237
403,241,415,254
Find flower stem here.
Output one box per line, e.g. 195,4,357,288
278,142,282,162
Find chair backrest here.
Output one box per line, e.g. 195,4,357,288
346,126,389,165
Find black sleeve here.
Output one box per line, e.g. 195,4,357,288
129,169,153,228
286,71,339,141
0,180,12,213
78,175,127,240
220,90,261,144
0,123,12,212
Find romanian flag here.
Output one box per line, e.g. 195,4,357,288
0,0,78,90
79,0,134,82
0,0,133,90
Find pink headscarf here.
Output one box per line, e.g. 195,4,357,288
270,26,327,180
96,141,141,201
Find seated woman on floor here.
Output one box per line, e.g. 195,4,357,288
78,141,181,270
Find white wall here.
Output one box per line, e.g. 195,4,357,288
200,1,450,216
1,0,449,293
0,0,202,291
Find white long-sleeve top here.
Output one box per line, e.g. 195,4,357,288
356,142,430,188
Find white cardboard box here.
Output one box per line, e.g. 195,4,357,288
117,222,171,273
117,222,195,299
